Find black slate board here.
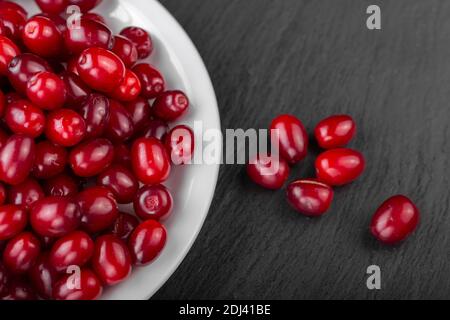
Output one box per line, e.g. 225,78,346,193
153,0,450,299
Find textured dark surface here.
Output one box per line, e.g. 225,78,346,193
153,0,450,299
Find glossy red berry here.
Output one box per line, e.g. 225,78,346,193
165,125,195,165
131,137,171,185
35,0,69,15
0,35,20,75
30,196,81,237
128,220,166,266
109,69,141,102
92,235,131,285
132,63,165,99
112,35,138,68
247,154,290,190
134,185,173,221
315,148,365,186
49,231,94,273
97,165,139,204
33,12,67,33
109,213,139,241
22,16,64,58
69,138,114,177
3,232,41,274
53,268,102,300
8,178,45,210
0,8,26,42
105,99,134,142
7,53,52,94
32,141,68,179
120,26,152,59
141,119,169,141
0,134,35,186
43,173,79,197
68,0,102,13
0,1,27,19
78,93,110,139
77,186,118,233
64,18,113,55
124,97,152,132
76,47,125,93
370,195,420,245
0,205,27,240
46,109,86,147
60,71,92,108
5,99,46,138
28,253,59,299
26,71,67,110
153,90,189,121
314,115,356,149
270,114,308,165
286,180,334,216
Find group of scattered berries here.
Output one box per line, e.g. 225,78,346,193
0,0,195,300
247,114,420,246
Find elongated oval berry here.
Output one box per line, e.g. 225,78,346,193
76,47,125,93
152,90,189,121
131,137,171,185
314,115,356,149
286,180,334,216
0,134,35,186
128,220,166,266
370,195,420,245
64,18,113,55
315,148,365,186
53,268,102,300
96,165,139,204
5,99,46,138
22,16,64,58
0,205,27,240
7,53,52,94
247,154,290,190
26,71,67,110
105,99,134,142
28,253,59,299
32,141,68,179
132,63,164,99
49,231,94,273
69,138,114,177
8,178,45,210
109,69,141,102
46,109,86,147
3,232,41,274
30,196,81,238
77,186,118,233
92,235,131,285
270,114,308,165
120,26,152,59
78,94,110,139
112,35,138,68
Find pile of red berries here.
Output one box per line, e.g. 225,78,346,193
247,114,420,245
0,0,195,300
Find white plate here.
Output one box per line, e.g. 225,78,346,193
17,0,221,300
